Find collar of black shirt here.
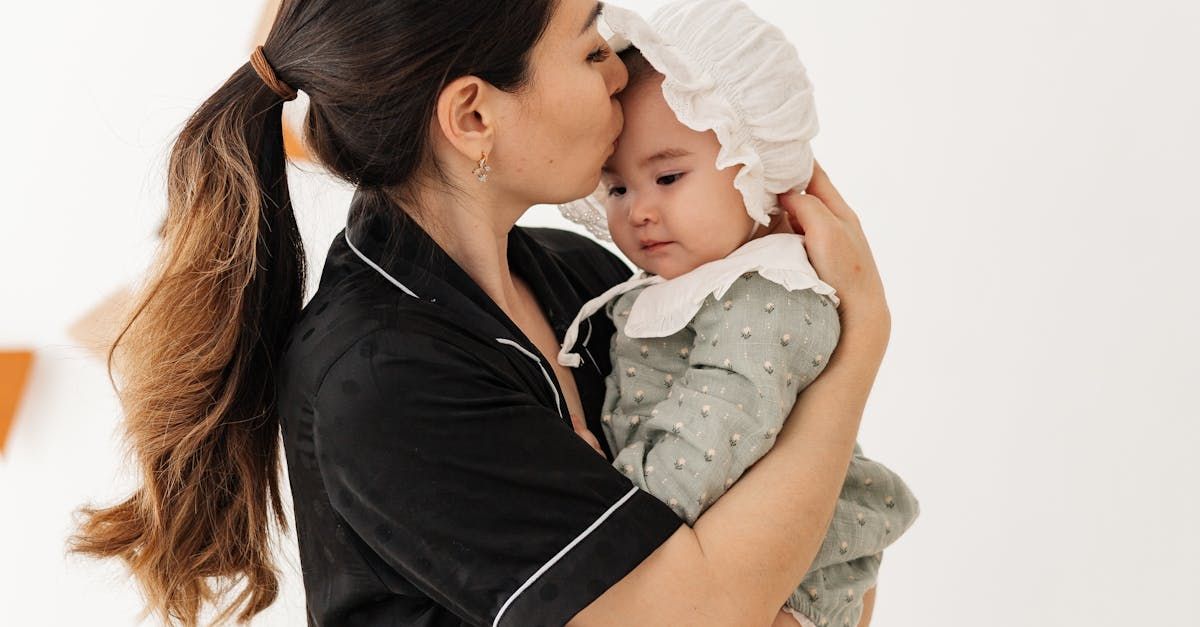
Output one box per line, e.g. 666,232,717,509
326,188,619,458
339,187,623,388
342,189,586,342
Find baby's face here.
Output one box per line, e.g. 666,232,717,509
600,74,754,279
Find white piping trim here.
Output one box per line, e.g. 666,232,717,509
343,228,566,420
582,319,603,376
491,486,641,627
494,338,563,422
344,225,637,627
557,272,662,367
344,230,421,299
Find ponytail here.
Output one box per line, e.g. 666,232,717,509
68,56,305,627
67,0,562,622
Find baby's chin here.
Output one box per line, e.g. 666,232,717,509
616,237,729,279
632,252,708,281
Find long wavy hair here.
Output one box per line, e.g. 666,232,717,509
66,0,555,624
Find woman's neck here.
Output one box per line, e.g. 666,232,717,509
392,185,529,318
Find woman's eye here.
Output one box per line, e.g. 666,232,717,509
657,173,684,186
588,44,612,63
606,185,627,197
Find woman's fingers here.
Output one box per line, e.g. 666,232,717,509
570,413,605,457
805,160,857,224
778,189,833,236
777,159,890,332
580,431,604,457
780,195,806,235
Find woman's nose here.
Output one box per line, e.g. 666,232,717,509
607,53,629,97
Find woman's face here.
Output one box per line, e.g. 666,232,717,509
494,0,629,206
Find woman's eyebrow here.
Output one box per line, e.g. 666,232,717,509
580,2,605,36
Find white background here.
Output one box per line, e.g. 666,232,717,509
2,1,1198,625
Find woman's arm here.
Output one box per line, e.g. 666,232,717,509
571,318,887,626
570,162,892,626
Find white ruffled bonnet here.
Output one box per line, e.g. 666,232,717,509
558,0,820,241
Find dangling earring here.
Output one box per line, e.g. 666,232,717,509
472,151,492,183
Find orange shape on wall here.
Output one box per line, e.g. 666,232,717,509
282,125,309,162
0,351,34,455
68,286,134,363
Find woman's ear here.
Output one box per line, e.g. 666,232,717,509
435,76,496,163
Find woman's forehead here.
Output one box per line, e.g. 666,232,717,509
524,0,606,89
543,0,604,44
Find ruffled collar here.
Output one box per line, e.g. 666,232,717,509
557,234,837,367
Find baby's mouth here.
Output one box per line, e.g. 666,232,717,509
640,240,674,252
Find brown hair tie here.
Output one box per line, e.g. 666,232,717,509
250,45,298,102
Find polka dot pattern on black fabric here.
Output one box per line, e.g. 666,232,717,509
337,488,354,510
276,219,691,626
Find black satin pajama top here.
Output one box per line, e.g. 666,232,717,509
276,191,684,627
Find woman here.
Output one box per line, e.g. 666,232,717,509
70,1,891,626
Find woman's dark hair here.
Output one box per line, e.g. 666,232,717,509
67,1,556,625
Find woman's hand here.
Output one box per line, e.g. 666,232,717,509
780,160,891,338
570,413,605,457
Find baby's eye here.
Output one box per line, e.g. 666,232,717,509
606,185,627,197
657,173,684,186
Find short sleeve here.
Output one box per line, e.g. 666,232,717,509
313,328,683,627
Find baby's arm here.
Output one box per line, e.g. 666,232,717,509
611,275,840,523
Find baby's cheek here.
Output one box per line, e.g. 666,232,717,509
609,228,640,263
685,233,739,268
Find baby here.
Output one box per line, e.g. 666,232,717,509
557,2,920,626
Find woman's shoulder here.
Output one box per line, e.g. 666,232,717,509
277,277,491,413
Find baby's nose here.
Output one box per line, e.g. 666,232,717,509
628,196,658,225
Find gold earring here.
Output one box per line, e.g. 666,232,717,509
472,152,492,183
